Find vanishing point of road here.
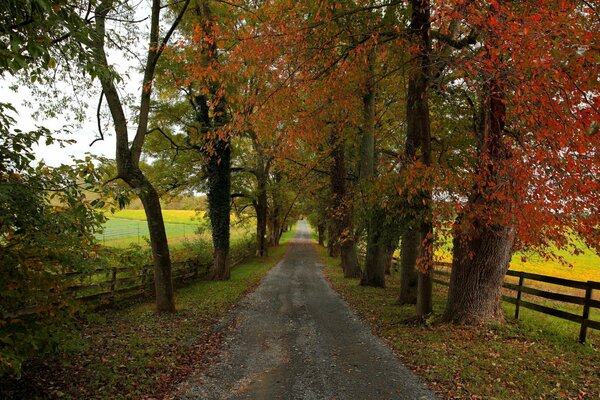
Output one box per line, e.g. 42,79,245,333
176,221,436,400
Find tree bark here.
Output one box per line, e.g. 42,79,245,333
317,224,325,245
398,230,419,304
194,0,232,281
361,208,387,287
398,0,433,316
267,172,283,246
384,245,395,275
444,224,514,323
135,174,175,312
327,221,340,257
444,78,515,324
255,169,268,257
206,135,231,280
329,130,361,278
360,49,387,287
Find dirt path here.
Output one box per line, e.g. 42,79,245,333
175,221,435,400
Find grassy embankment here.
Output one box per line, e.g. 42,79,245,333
6,227,296,399
319,241,599,399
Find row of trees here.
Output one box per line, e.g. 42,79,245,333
1,0,598,375
232,0,598,323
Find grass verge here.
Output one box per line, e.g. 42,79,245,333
3,237,292,400
318,245,599,399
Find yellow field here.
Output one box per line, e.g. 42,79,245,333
435,236,599,283
109,209,203,224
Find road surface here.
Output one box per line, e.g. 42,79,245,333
176,221,435,400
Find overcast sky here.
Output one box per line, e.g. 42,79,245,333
0,78,118,166
1,2,151,167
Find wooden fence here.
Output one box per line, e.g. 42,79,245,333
66,250,253,306
4,246,255,320
430,262,600,343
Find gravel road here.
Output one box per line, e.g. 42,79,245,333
175,221,435,400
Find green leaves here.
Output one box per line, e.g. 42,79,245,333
0,110,125,377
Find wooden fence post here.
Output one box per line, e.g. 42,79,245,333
143,264,152,297
141,265,147,296
515,273,524,319
579,282,593,344
110,267,117,305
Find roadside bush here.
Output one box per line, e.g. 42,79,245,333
0,112,113,377
180,231,256,271
230,233,256,262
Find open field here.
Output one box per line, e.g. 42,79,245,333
98,210,251,248
509,247,600,283
98,217,197,247
436,236,600,283
110,209,203,224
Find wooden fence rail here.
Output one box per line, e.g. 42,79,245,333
68,249,253,306
3,246,255,320
430,265,600,343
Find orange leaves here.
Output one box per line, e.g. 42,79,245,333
488,16,500,28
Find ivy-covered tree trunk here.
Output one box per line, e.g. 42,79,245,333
329,131,361,278
193,0,232,280
255,168,269,257
206,136,231,280
444,80,514,324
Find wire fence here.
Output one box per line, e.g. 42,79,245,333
96,218,199,246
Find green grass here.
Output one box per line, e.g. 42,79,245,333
98,217,198,247
98,210,253,248
9,240,292,399
319,245,600,399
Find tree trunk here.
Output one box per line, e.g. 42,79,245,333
417,221,434,316
327,222,340,257
268,172,283,246
398,0,433,316
92,0,184,313
444,225,514,323
317,223,325,245
384,245,395,275
359,49,386,287
255,173,268,257
192,2,233,280
361,208,386,287
329,130,361,278
444,77,514,324
206,135,231,280
398,230,419,304
134,175,175,312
